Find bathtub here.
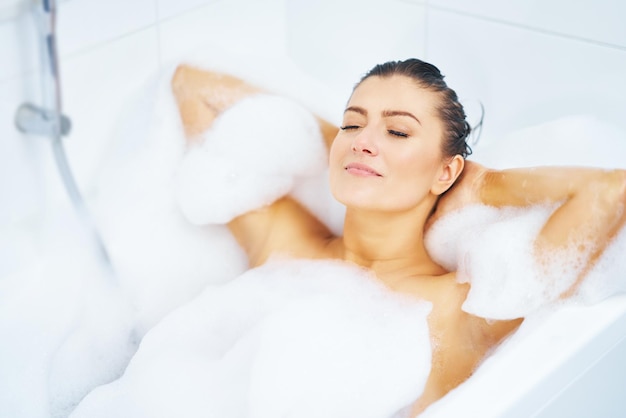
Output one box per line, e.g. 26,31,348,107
420,114,626,417
2,46,626,417
422,294,626,417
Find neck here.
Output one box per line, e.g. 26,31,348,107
340,204,445,282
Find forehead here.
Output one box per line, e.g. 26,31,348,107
347,75,439,116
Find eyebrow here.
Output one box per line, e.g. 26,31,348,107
344,106,422,125
344,106,367,116
382,110,422,125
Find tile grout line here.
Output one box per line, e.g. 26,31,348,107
424,0,429,60
154,0,163,70
428,4,626,53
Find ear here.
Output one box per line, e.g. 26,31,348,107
431,155,465,196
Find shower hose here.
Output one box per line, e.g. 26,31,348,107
16,0,112,269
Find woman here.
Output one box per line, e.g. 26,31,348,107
171,59,626,415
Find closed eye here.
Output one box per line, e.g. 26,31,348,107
340,125,360,131
388,130,409,138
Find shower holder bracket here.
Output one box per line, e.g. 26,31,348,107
15,102,72,137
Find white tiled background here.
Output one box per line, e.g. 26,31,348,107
2,0,626,233
1,0,625,415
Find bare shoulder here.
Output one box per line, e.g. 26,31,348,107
169,66,342,265
407,272,523,413
229,197,339,267
401,272,468,309
401,272,522,347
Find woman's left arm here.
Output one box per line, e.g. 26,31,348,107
484,166,626,292
479,165,626,249
435,162,626,294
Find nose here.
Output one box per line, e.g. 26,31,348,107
351,128,378,156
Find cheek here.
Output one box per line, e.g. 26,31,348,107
328,137,348,174
392,148,442,190
327,142,342,193
328,140,339,166
394,148,429,175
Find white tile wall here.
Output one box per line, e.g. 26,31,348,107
429,0,626,48
0,73,47,225
0,11,39,80
156,0,218,21
58,0,157,56
1,28,160,234
157,0,288,65
426,9,626,146
61,27,160,195
2,0,626,228
285,0,427,100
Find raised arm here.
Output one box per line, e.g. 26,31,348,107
433,161,626,294
171,64,338,148
171,65,339,266
485,165,625,292
171,64,262,140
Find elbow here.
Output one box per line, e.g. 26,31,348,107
602,169,626,222
171,64,193,94
617,169,626,214
610,168,626,201
581,169,626,226
615,170,626,232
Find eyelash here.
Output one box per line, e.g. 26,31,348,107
388,130,408,138
340,125,409,138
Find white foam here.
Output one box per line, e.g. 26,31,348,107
425,204,606,319
424,114,626,320
0,210,137,418
4,51,626,418
175,94,328,225
572,223,626,304
92,68,250,333
71,259,432,418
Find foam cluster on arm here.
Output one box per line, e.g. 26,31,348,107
174,94,328,225
427,204,626,319
424,116,626,320
426,204,569,319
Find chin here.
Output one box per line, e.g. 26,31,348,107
331,186,366,207
333,184,434,214
331,187,386,211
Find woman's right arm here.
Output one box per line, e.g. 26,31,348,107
171,64,338,148
171,65,338,266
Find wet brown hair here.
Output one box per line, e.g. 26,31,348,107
357,59,473,159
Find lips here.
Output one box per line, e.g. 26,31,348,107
345,162,382,177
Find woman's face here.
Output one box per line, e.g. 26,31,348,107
329,75,447,212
